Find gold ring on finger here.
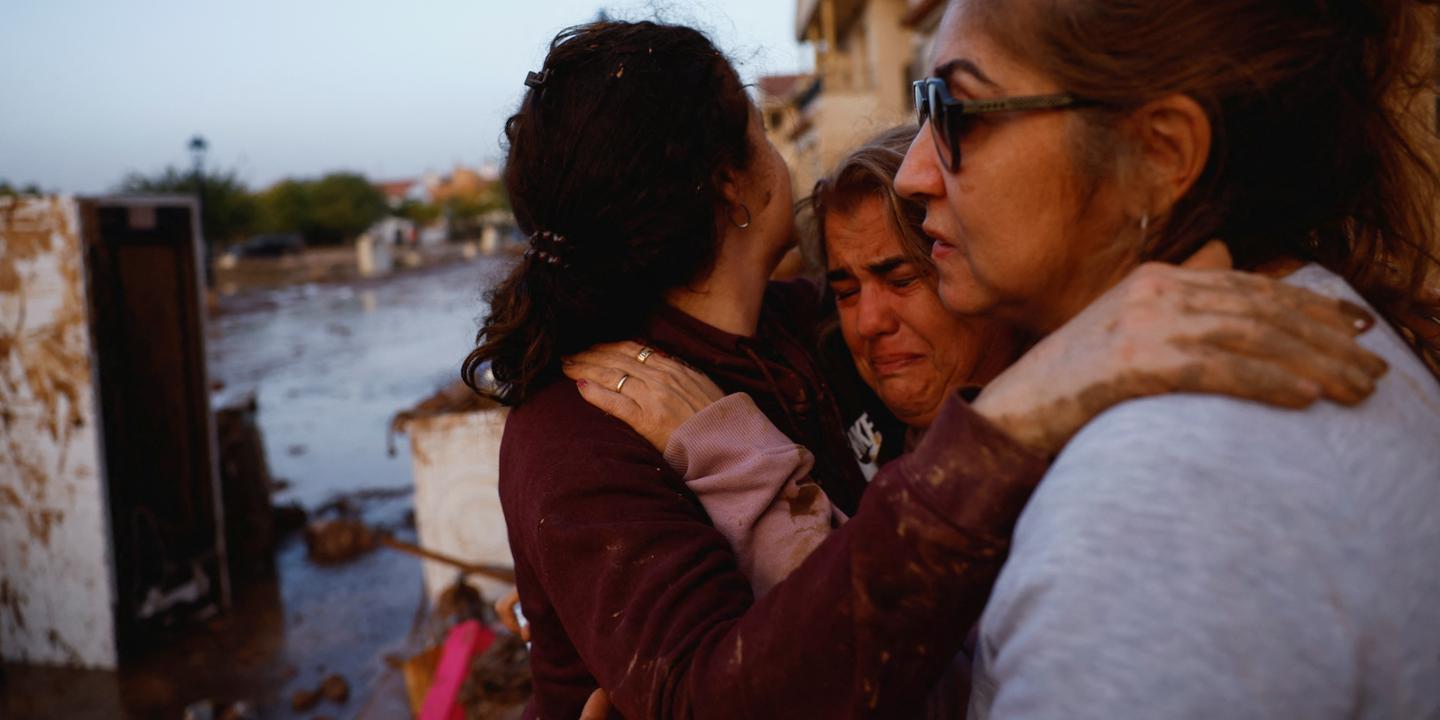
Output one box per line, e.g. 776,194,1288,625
636,346,655,364
615,373,630,393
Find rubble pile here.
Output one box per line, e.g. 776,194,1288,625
457,632,532,720
398,578,532,720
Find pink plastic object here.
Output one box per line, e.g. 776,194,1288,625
420,619,498,720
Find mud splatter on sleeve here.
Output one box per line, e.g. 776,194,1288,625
506,387,1047,719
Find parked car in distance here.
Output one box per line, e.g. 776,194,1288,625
227,233,305,259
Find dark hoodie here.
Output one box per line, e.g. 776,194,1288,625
499,281,1046,719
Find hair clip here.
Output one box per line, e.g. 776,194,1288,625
526,248,562,266
527,230,569,268
525,69,551,89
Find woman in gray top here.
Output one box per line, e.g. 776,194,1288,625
893,0,1440,718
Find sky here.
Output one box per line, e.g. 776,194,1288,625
0,0,813,194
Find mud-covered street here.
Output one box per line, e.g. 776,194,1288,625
209,256,510,508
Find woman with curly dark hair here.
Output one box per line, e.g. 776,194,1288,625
466,20,1385,718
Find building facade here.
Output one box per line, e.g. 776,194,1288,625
763,0,948,194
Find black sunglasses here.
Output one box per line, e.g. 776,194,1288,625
913,77,1091,173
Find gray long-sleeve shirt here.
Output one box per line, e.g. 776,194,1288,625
970,265,1440,720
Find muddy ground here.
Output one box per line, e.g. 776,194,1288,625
1,254,515,719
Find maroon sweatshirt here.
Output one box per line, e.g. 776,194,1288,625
499,282,1047,719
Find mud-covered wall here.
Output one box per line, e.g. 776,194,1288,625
0,197,118,669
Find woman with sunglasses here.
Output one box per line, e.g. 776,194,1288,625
892,1,1440,717
467,19,1389,719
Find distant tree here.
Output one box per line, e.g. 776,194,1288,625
116,166,257,246
308,172,389,245
253,172,387,246
253,172,388,246
254,179,311,236
395,198,442,225
0,180,44,197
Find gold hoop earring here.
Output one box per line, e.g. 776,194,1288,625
730,204,752,230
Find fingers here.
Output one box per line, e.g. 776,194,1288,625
1092,263,1389,414
566,354,688,410
580,689,612,720
645,355,724,404
1173,317,1377,405
573,370,644,424
1165,278,1387,404
1169,244,1366,342
567,341,724,406
564,355,684,450
568,341,649,369
563,359,637,393
1178,240,1233,271
1257,309,1388,381
1175,349,1324,410
1167,270,1390,391
569,343,670,387
1262,282,1376,337
1173,283,1389,379
1175,270,1373,337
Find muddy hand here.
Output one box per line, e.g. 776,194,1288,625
974,241,1388,456
563,341,725,451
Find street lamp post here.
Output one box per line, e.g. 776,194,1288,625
188,135,211,286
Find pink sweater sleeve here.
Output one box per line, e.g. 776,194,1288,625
662,393,845,597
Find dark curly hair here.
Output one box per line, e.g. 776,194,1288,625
462,21,755,404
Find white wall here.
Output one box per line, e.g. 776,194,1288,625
406,408,514,605
0,197,119,669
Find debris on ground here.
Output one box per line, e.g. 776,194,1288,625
459,632,532,717
309,485,412,520
289,673,351,713
397,577,531,720
303,517,379,564
319,673,350,704
299,485,420,566
290,687,321,712
433,577,490,628
420,620,496,719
